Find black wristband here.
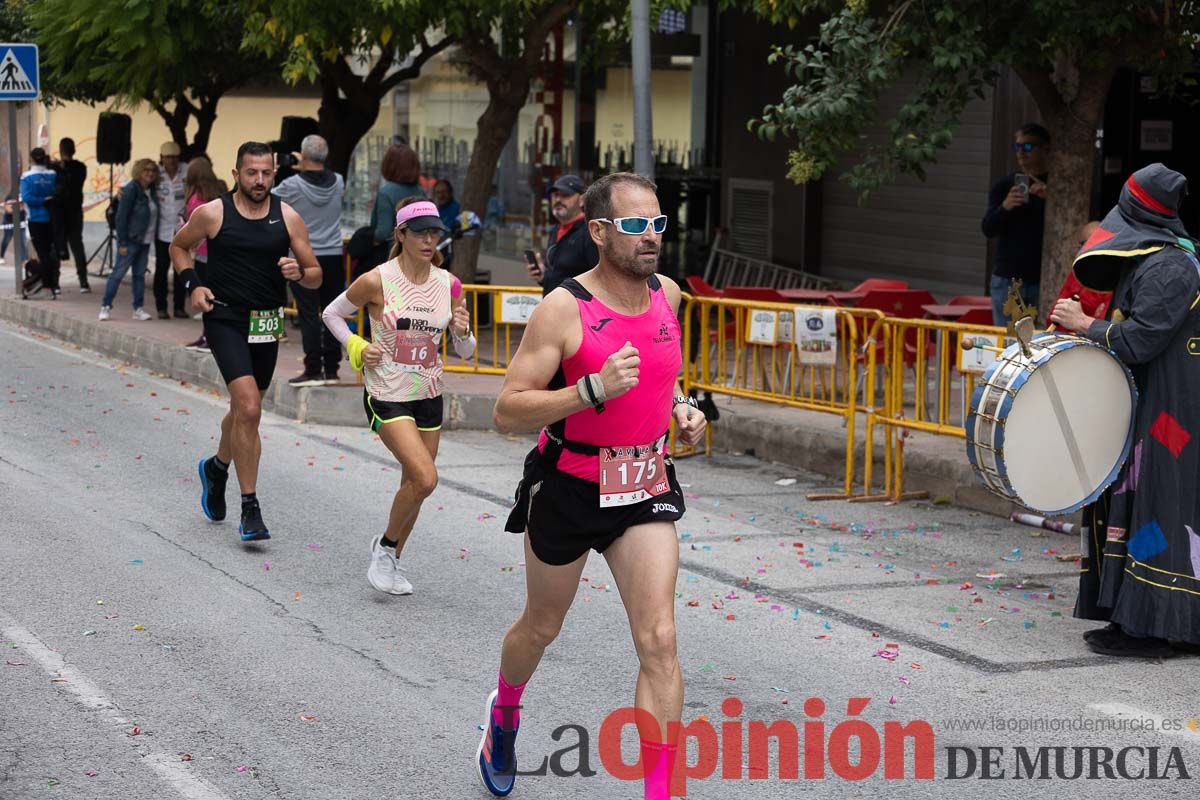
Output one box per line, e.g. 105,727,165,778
178,268,200,292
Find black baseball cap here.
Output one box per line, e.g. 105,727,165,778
549,174,586,197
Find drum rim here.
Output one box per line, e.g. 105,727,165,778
966,333,1140,516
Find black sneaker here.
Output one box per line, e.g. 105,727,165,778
288,372,325,388
174,309,189,319
157,310,171,320
324,371,340,385
239,499,271,542
185,336,210,352
198,457,227,521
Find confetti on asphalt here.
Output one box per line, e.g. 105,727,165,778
774,478,797,486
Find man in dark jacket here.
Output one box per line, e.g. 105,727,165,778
982,123,1050,325
528,174,599,296
272,135,346,385
53,137,89,292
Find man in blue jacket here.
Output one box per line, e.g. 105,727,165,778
19,148,58,298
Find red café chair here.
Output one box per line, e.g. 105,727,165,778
685,275,724,298
946,294,993,307
851,278,908,294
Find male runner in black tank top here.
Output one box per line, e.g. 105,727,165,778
170,141,321,543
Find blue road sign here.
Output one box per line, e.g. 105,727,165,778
0,44,38,100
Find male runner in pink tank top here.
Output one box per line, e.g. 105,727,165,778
476,173,706,799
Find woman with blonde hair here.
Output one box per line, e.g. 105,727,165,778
322,196,476,595
99,158,159,320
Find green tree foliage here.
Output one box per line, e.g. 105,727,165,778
33,0,278,157
241,0,452,173
747,0,1199,308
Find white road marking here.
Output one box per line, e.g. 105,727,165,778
1,612,233,800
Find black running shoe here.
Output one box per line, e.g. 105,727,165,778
198,457,227,521
239,499,271,542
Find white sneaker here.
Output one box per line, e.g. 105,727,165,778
132,308,153,321
98,306,111,321
392,570,413,596
79,286,91,294
367,534,397,594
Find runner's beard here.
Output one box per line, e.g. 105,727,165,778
612,246,659,279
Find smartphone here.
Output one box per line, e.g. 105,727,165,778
1014,173,1031,195
524,249,538,266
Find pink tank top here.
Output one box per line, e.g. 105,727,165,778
185,192,207,258
538,276,681,482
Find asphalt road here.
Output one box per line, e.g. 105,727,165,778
1,319,1198,799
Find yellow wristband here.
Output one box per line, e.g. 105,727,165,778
346,334,369,372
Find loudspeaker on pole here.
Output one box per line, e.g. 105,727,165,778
96,112,132,165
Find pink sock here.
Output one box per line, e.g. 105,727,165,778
641,739,678,800
493,670,526,729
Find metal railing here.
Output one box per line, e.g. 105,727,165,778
702,246,839,291
682,294,887,498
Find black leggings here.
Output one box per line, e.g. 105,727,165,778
28,220,59,290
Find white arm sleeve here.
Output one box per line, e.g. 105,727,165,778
322,291,359,345
453,333,477,359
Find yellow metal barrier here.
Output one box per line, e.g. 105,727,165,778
440,284,542,375
681,294,888,499
869,316,1010,502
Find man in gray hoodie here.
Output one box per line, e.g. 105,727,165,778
273,134,346,385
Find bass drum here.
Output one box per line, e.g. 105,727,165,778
966,333,1137,515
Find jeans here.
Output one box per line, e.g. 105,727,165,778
28,220,60,291
154,238,185,313
102,242,150,309
990,275,1040,326
291,252,346,375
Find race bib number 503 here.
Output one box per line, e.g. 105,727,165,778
248,308,284,343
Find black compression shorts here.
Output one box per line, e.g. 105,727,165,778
363,392,444,432
203,316,279,391
504,447,686,566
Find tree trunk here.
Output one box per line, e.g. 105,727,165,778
456,96,527,283
1016,63,1117,318
188,96,220,161
317,69,384,177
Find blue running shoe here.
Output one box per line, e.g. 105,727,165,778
198,457,227,522
477,689,518,796
239,499,271,542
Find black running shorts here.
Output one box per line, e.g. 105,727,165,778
203,316,279,391
363,392,444,432
505,447,687,566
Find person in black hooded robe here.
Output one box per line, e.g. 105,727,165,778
1050,163,1200,657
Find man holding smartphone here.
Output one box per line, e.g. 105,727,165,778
981,123,1050,325
526,174,599,295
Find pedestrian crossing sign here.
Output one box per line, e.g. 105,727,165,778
0,44,38,100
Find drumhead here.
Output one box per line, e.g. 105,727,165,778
1002,343,1134,514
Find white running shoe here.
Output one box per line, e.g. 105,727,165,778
133,308,153,321
392,570,413,596
367,534,398,594
98,306,111,321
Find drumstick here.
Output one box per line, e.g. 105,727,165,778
960,339,1005,355
1046,294,1080,333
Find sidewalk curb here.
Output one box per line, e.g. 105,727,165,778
0,295,1016,517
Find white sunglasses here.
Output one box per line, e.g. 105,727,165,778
595,215,668,235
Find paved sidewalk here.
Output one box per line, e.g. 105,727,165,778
0,263,1023,519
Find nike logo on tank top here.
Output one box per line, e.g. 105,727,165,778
366,258,454,402
539,275,682,483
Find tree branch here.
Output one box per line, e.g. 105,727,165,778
379,35,456,93
520,0,576,74
1011,64,1066,119
364,46,397,89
